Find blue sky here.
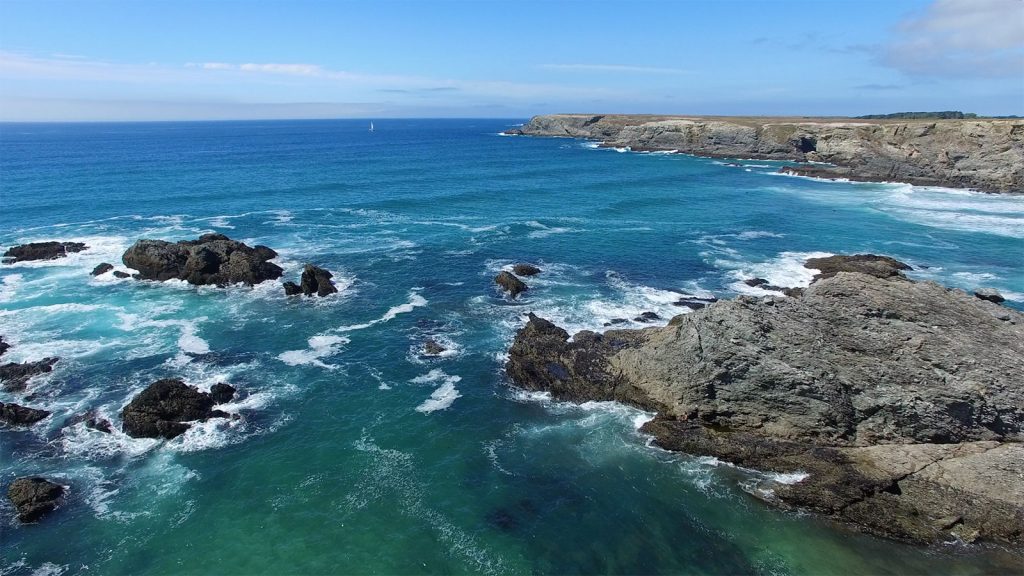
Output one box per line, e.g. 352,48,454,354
1,0,1021,120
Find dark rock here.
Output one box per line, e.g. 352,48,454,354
299,264,337,297
0,336,9,357
974,288,1005,304
3,241,87,263
86,416,113,433
783,287,805,298
91,263,114,276
633,311,661,323
0,357,58,392
209,382,236,404
122,234,283,286
0,402,50,426
486,508,521,532
7,477,65,522
804,254,911,282
495,271,528,299
744,278,769,287
603,318,629,326
112,271,130,278
283,281,302,296
121,379,232,439
512,263,542,276
422,339,446,356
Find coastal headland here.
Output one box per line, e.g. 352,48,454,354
506,114,1024,193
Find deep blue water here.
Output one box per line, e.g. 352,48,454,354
1,119,1022,575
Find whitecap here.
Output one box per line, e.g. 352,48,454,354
277,334,350,368
333,289,426,332
410,369,462,413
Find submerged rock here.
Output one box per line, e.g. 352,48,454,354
91,263,114,276
495,271,528,299
422,338,447,356
974,288,1005,304
122,233,283,286
512,263,542,276
633,311,661,323
0,402,50,426
283,281,302,296
112,271,130,279
209,382,236,404
2,241,87,263
505,258,1024,544
0,357,59,392
121,379,234,439
7,477,65,522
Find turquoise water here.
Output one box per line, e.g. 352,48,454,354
1,119,1022,575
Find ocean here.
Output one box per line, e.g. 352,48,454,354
1,119,1022,575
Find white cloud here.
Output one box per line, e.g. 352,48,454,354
882,0,1024,77
540,63,692,74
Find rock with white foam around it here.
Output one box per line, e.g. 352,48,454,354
8,477,65,523
122,233,282,286
3,241,87,263
121,379,235,439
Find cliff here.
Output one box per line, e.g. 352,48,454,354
507,114,1024,193
505,256,1024,544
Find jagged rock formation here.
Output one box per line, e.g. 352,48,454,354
507,114,1024,193
505,257,1024,544
121,379,235,439
283,264,338,297
7,477,65,522
0,336,9,357
2,241,87,263
91,263,114,276
495,271,528,298
0,357,58,392
122,233,283,286
0,402,50,426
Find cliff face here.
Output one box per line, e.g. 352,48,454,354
509,114,1024,193
505,259,1024,544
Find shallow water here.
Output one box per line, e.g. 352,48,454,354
1,119,1022,575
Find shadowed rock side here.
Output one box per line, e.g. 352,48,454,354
7,477,65,522
505,263,1024,544
122,233,283,286
121,379,235,439
507,114,1024,193
495,271,528,298
2,241,87,263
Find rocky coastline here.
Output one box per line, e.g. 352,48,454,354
506,114,1024,193
505,255,1024,544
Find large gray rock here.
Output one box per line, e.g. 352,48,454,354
495,271,528,298
510,114,1024,193
122,233,283,286
505,264,1024,544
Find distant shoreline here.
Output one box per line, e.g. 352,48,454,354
506,114,1024,194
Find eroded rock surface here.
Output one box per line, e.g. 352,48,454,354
495,271,528,298
508,114,1024,193
2,241,87,263
121,379,235,439
122,233,283,286
0,402,50,426
505,263,1024,544
7,477,65,522
0,357,59,392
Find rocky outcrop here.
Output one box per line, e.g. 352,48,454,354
2,241,87,263
495,271,528,298
422,338,446,356
91,263,114,276
804,253,912,280
513,263,542,276
122,233,283,286
0,402,50,426
508,114,1024,193
284,264,338,297
7,477,65,522
121,379,235,439
0,357,58,392
505,261,1024,544
0,336,9,358
974,288,1005,304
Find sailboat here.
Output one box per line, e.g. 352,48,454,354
369,121,374,132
